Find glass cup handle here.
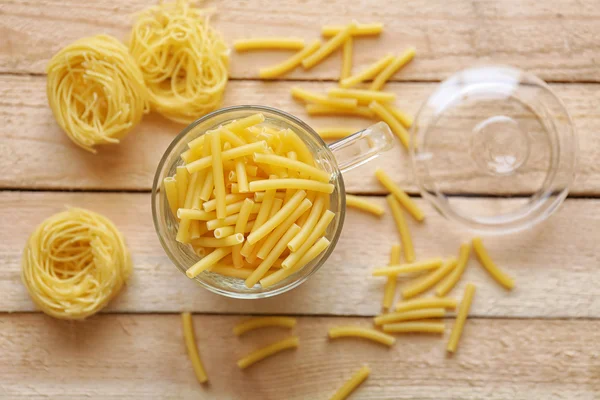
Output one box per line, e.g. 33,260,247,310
327,122,395,174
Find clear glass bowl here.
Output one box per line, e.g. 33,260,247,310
152,105,394,298
410,66,577,234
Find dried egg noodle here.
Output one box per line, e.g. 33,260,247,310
21,208,132,320
46,35,149,153
129,1,229,124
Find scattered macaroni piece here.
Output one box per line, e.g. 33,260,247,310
329,326,395,347
386,195,416,262
181,312,208,383
383,322,445,334
472,237,515,290
436,243,472,296
322,23,384,37
328,88,396,104
346,194,385,216
237,336,299,369
374,308,446,325
292,87,358,109
383,244,402,310
401,258,458,299
447,283,476,353
303,23,356,69
260,40,322,79
376,169,425,222
370,47,416,90
306,104,375,118
369,101,410,150
395,297,458,312
372,258,443,276
340,54,395,88
340,38,353,79
233,316,297,336
317,128,354,140
329,365,371,400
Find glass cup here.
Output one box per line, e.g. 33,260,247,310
410,66,577,234
152,105,394,298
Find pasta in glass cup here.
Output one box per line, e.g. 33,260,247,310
152,105,394,298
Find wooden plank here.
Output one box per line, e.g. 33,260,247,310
1,0,599,81
0,314,597,399
1,191,598,318
1,75,598,195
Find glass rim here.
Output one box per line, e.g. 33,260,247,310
151,105,346,299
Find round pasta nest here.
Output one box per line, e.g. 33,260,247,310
21,208,132,320
46,34,150,153
129,0,230,124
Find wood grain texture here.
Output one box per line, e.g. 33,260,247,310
1,0,600,81
1,75,598,194
0,314,598,399
2,191,598,317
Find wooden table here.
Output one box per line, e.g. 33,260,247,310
1,1,599,398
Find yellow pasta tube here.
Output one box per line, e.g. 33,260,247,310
191,234,244,248
233,198,256,268
233,317,297,336
378,169,424,222
177,209,217,221
284,210,335,265
176,166,190,209
291,87,358,109
203,193,251,212
257,198,312,259
249,179,334,194
262,237,330,287
328,326,395,347
187,141,268,174
374,308,446,326
382,103,413,128
234,38,305,51
322,23,384,37
209,131,227,218
317,128,354,140
370,101,410,150
235,160,249,193
259,40,322,79
472,237,515,290
181,312,208,384
340,38,353,80
186,247,233,278
253,152,331,183
302,23,356,69
306,104,375,119
176,218,192,244
199,171,214,202
387,195,415,262
241,187,276,257
447,283,476,353
328,88,396,104
340,54,395,88
163,177,179,217
370,47,416,90
436,243,472,297
383,322,445,334
287,195,325,252
237,336,299,369
401,258,458,299
372,258,444,277
214,226,235,238
247,190,306,245
245,224,302,287
223,199,260,216
346,194,385,216
382,244,402,310
395,297,458,312
329,365,370,400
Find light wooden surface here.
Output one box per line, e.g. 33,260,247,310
1,0,599,399
1,314,598,400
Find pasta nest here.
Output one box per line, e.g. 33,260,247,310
129,0,230,124
21,208,132,320
46,34,150,153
